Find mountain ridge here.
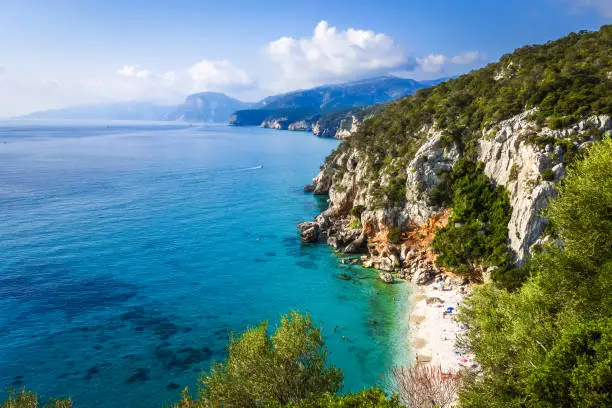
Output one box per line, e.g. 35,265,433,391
229,76,447,137
17,75,446,134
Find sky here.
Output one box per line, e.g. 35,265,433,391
0,0,610,117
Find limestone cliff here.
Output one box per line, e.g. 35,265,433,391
255,109,370,139
300,112,610,279
478,112,611,261
297,26,611,282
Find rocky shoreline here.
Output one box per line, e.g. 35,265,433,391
296,112,611,377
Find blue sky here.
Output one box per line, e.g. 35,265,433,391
0,0,609,116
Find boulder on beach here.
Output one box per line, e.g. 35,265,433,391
379,272,394,284
411,267,436,285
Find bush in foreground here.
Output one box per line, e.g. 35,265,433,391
391,364,460,408
458,137,612,407
174,311,343,407
0,389,72,408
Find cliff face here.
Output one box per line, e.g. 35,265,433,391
478,113,611,261
302,112,610,276
313,114,364,139
229,108,371,139
298,25,611,282
229,76,440,138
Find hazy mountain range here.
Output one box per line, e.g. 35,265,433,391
18,75,446,127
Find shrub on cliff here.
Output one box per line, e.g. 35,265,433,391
387,227,402,244
458,138,612,407
174,311,342,407
0,389,73,408
325,25,611,209
431,159,512,278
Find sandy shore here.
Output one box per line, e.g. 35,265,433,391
407,280,475,373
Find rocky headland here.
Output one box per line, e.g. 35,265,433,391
296,26,612,405
298,111,611,371
300,112,610,271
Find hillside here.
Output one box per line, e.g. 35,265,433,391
229,76,445,137
296,24,612,407
5,24,612,408
302,25,611,282
254,76,430,111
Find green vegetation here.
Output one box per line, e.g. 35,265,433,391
1,312,406,408
349,205,365,218
315,105,384,137
174,311,342,407
348,217,361,230
349,205,364,229
0,389,72,408
458,138,612,407
541,168,555,181
431,159,512,278
230,108,320,127
270,388,400,408
508,164,519,181
4,27,611,408
387,227,402,244
325,25,611,209
0,314,403,408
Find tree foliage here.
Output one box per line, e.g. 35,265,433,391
174,311,343,407
325,25,612,209
431,159,512,277
0,389,72,408
458,138,612,407
270,388,400,408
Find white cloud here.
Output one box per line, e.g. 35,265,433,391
266,21,411,89
117,65,153,79
109,59,254,103
116,60,252,92
188,60,252,90
0,58,255,117
451,51,487,65
417,54,447,73
416,50,486,74
561,0,612,17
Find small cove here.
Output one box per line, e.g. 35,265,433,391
0,121,410,407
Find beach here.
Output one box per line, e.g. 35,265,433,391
407,279,475,373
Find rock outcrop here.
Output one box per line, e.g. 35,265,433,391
298,110,611,278
379,272,394,283
313,114,365,139
297,222,320,243
478,111,611,262
256,112,367,139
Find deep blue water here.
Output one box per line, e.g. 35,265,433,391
0,121,409,407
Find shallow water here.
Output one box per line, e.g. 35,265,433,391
0,121,409,407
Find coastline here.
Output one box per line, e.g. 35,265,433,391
406,279,475,373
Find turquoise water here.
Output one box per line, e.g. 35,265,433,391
0,122,408,407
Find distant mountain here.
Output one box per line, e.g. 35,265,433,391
229,75,447,137
19,92,250,123
18,76,446,133
20,101,176,121
167,92,251,123
254,76,436,112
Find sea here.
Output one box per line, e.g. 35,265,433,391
0,121,409,407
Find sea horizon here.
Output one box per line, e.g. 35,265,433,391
0,121,409,407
